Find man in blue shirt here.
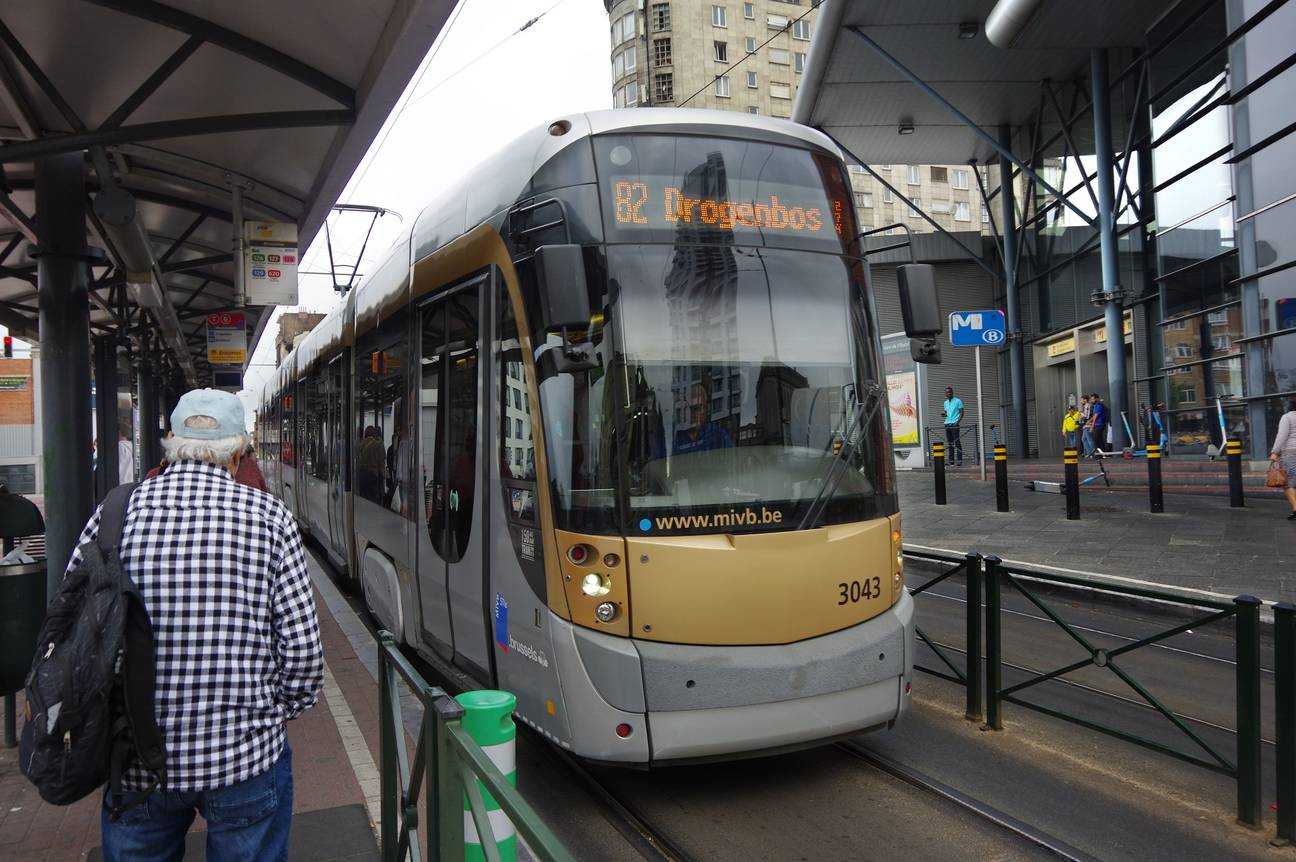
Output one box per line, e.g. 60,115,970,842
673,381,733,455
942,386,965,466
1084,393,1107,457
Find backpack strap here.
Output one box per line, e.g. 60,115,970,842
97,482,138,553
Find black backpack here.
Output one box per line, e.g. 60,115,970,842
19,482,167,819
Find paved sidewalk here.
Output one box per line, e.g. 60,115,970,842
0,577,382,862
897,469,1296,602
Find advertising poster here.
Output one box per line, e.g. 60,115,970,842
881,333,924,469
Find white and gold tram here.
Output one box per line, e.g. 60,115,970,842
259,109,932,764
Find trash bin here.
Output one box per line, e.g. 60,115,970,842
0,485,46,747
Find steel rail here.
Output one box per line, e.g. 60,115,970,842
538,744,698,862
837,742,1102,862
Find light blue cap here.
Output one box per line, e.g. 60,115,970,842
170,388,246,439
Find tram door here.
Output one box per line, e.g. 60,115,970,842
417,280,490,674
326,355,349,564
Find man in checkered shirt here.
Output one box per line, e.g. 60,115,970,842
69,388,323,861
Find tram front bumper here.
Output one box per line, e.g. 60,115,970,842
554,591,914,764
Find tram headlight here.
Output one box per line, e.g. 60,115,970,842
595,602,618,623
582,573,612,597
892,528,904,590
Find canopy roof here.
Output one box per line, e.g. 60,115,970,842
0,0,454,383
793,0,1175,166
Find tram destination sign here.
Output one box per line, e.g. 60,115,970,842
206,311,247,365
949,310,1007,347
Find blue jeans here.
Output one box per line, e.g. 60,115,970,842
1082,428,1095,455
101,743,293,862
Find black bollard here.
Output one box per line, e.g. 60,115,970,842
933,442,947,505
1227,440,1245,508
1147,443,1164,513
1275,603,1296,844
994,445,1009,512
1064,448,1080,520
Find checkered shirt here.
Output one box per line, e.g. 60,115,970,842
65,459,323,792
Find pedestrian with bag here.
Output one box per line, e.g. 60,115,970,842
1062,405,1081,452
21,388,322,861
1269,396,1296,519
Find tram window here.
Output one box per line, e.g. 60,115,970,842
305,368,328,480
444,289,479,559
496,283,537,526
421,302,446,558
355,312,411,512
281,392,294,468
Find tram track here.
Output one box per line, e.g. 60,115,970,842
532,740,699,862
836,740,1102,862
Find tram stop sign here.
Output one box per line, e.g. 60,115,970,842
949,310,1007,347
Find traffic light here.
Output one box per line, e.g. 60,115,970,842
3,336,11,358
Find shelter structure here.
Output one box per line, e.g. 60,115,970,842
796,0,1295,461
0,0,455,594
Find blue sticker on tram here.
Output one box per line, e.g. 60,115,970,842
494,593,509,652
639,518,651,532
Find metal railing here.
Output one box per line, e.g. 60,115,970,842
904,551,1265,828
377,631,575,862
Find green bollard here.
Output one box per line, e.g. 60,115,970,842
456,690,518,862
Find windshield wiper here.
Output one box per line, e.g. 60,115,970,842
796,382,885,531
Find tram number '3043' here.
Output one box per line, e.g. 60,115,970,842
838,577,882,605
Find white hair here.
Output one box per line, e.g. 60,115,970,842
164,433,249,466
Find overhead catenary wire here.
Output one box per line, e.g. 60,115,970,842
677,1,819,108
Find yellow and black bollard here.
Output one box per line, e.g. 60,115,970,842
1227,440,1245,507
1063,448,1080,520
994,446,1009,512
1147,443,1164,513
933,442,947,505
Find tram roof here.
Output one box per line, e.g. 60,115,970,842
793,0,1177,165
0,0,454,386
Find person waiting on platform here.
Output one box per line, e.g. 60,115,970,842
1062,405,1081,452
1270,397,1296,520
942,387,964,466
1083,393,1107,457
673,380,733,456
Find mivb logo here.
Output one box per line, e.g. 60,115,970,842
949,309,1007,347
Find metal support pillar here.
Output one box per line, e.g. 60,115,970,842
137,326,158,478
998,125,1028,458
1091,49,1128,450
34,152,94,601
93,335,119,500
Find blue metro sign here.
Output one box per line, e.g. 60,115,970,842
949,309,1007,347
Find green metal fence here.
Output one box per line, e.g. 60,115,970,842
904,550,1265,829
376,631,576,862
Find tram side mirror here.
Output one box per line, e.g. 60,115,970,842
911,338,942,365
534,244,597,373
535,245,591,332
897,264,942,339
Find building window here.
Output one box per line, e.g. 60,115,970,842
626,81,638,106
981,205,990,223
744,2,755,18
614,87,625,108
655,73,673,102
877,164,890,170
930,199,950,214
1174,343,1193,357
613,12,635,46
930,166,947,183
745,36,757,53
613,53,624,79
1179,387,1198,403
748,105,759,114
954,201,971,221
883,188,894,203
907,165,921,184
857,192,873,208
1166,319,1187,331
770,81,791,100
746,70,757,88
794,51,806,73
952,169,969,189
712,5,727,27
714,41,728,62
624,45,636,72
653,38,672,67
768,14,788,29
715,76,730,97
769,48,790,65
792,19,811,40
652,3,670,31
909,197,922,217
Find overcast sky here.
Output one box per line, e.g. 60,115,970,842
237,0,611,423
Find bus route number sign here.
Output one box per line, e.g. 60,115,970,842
949,310,1006,347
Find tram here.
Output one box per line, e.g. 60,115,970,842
258,109,938,765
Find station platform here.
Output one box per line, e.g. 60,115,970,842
0,555,385,862
896,468,1296,602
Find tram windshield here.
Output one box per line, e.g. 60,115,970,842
538,133,896,536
